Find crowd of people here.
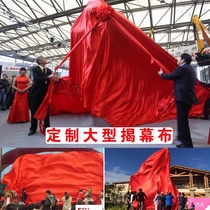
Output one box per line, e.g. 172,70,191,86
0,188,104,210
127,188,147,210
127,189,196,210
76,188,103,206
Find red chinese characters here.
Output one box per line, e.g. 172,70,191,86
46,127,61,142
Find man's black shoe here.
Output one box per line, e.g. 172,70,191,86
200,117,209,120
176,143,193,148
28,131,36,136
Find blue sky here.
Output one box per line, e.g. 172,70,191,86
105,148,210,183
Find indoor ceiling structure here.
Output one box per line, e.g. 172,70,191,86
0,0,210,68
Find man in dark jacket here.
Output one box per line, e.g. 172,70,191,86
159,192,165,210
158,53,198,148
136,188,147,210
178,192,186,210
21,188,27,203
28,55,56,136
0,74,10,110
45,190,57,210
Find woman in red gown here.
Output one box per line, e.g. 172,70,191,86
7,67,32,123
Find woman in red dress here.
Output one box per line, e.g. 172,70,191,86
7,67,32,123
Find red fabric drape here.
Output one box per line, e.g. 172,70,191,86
130,148,179,210
50,0,210,127
1,148,97,172
2,150,103,205
50,77,89,115
34,79,55,134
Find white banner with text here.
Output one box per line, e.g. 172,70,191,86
46,127,173,145
75,205,102,210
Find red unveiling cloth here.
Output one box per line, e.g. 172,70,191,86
48,0,210,126
2,150,103,205
130,148,179,210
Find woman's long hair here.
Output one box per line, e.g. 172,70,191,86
64,192,70,200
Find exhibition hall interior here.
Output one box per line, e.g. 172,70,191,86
0,0,210,210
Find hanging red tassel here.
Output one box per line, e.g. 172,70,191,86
34,80,54,134
39,120,46,135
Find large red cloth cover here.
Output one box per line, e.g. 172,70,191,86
130,148,179,209
50,0,210,127
2,150,103,205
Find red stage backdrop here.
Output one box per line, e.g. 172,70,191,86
130,148,179,209
50,0,210,127
2,150,103,205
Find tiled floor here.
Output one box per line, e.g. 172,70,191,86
0,109,209,148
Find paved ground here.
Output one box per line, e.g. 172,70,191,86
0,109,209,148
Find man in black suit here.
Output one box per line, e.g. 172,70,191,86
28,55,56,136
158,53,198,148
21,188,27,203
